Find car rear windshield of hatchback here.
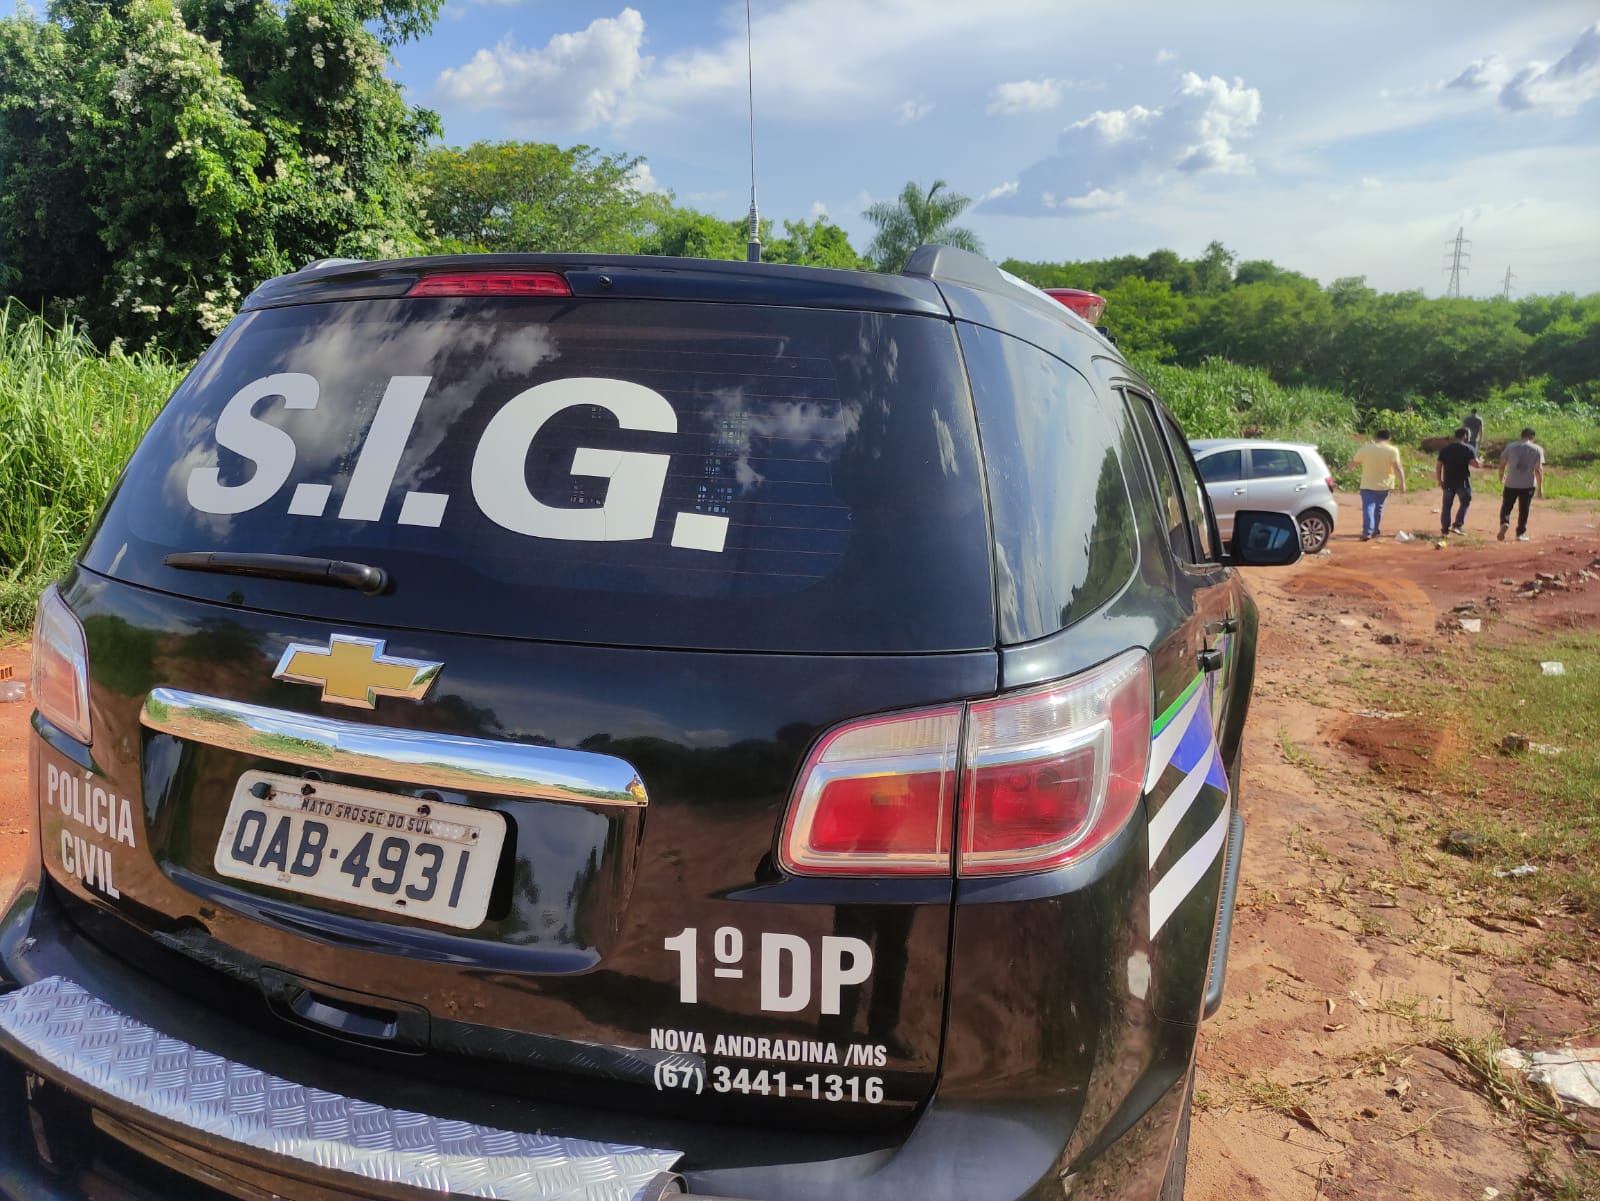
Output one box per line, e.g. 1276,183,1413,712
83,297,995,653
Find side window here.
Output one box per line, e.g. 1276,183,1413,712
1160,410,1217,561
1250,448,1306,479
1123,390,1193,563
957,324,1139,643
1198,449,1244,483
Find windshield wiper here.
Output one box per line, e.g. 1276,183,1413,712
163,552,389,595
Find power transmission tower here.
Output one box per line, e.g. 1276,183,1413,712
1442,227,1471,298
1501,265,1516,300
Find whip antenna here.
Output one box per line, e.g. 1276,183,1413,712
744,0,761,263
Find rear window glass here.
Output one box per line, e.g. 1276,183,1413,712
1198,449,1243,483
84,298,994,653
1250,448,1306,478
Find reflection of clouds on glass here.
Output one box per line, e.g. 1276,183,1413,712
932,410,958,477
994,542,1021,644
173,308,564,514
391,324,560,494
163,410,236,540
703,384,861,496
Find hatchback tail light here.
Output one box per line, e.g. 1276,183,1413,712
32,586,92,744
779,650,1152,878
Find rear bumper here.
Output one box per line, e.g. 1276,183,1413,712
0,881,1193,1201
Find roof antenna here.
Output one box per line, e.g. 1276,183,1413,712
744,0,761,263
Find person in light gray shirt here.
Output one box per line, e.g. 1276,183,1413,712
1497,427,1545,542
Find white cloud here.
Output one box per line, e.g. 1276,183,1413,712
985,71,1261,216
435,0,1092,129
895,98,934,125
1360,176,1382,190
1062,188,1125,211
686,189,728,203
1501,21,1600,113
986,77,1084,116
1155,48,1177,64
1173,73,1260,174
434,8,648,129
809,200,829,218
626,162,665,195
1446,55,1510,92
981,180,1019,202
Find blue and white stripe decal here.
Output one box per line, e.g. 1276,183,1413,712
1147,679,1231,939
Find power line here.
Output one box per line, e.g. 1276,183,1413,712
1442,227,1471,298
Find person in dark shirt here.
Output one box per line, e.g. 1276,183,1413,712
1436,427,1482,535
1462,410,1484,452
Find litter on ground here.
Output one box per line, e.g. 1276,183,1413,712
1494,1047,1600,1110
1493,865,1539,878
1540,661,1566,676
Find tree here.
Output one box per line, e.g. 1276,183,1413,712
1101,277,1186,360
416,142,657,254
633,205,749,260
0,0,440,354
863,180,982,273
764,217,866,270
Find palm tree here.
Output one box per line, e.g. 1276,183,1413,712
863,180,983,273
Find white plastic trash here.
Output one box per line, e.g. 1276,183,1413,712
1541,662,1566,676
0,681,26,704
1494,1047,1600,1109
1395,531,1414,542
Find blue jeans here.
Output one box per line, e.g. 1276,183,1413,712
1441,481,1471,532
1359,488,1392,538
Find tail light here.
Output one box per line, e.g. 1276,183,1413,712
32,586,92,744
779,650,1152,878
407,272,571,298
778,707,961,876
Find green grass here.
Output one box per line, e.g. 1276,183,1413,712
0,303,184,628
1372,632,1600,924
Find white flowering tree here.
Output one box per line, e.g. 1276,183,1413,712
0,0,439,355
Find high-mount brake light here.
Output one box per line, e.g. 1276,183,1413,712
1044,288,1108,325
779,707,962,876
407,272,572,298
32,586,92,744
780,650,1153,878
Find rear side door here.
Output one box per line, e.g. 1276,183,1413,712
1119,386,1243,1022
1196,447,1246,542
1245,446,1311,518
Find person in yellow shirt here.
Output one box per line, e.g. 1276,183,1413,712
1347,428,1406,541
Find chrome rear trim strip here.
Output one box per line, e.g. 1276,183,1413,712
0,976,679,1200
141,688,648,806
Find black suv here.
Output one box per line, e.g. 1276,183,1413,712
2,248,1298,1201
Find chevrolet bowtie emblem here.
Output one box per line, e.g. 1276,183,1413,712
273,635,442,709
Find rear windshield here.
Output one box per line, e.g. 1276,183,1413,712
84,298,994,653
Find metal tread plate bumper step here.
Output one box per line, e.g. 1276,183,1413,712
0,976,680,1200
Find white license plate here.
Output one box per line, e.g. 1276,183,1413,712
214,771,506,931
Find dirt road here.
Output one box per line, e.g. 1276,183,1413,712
1189,489,1600,1199
1,488,1596,1196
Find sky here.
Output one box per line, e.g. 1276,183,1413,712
387,1,1600,298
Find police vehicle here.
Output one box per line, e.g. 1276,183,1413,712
3,247,1299,1200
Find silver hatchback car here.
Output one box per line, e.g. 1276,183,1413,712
1191,439,1339,553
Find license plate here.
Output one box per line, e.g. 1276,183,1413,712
214,771,506,931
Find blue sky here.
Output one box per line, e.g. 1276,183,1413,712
388,2,1600,297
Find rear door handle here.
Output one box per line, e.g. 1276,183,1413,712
1231,487,1247,495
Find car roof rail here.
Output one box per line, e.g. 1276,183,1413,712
298,257,367,273
901,244,1009,290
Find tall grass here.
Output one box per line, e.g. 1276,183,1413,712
0,304,185,630
1135,357,1361,478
